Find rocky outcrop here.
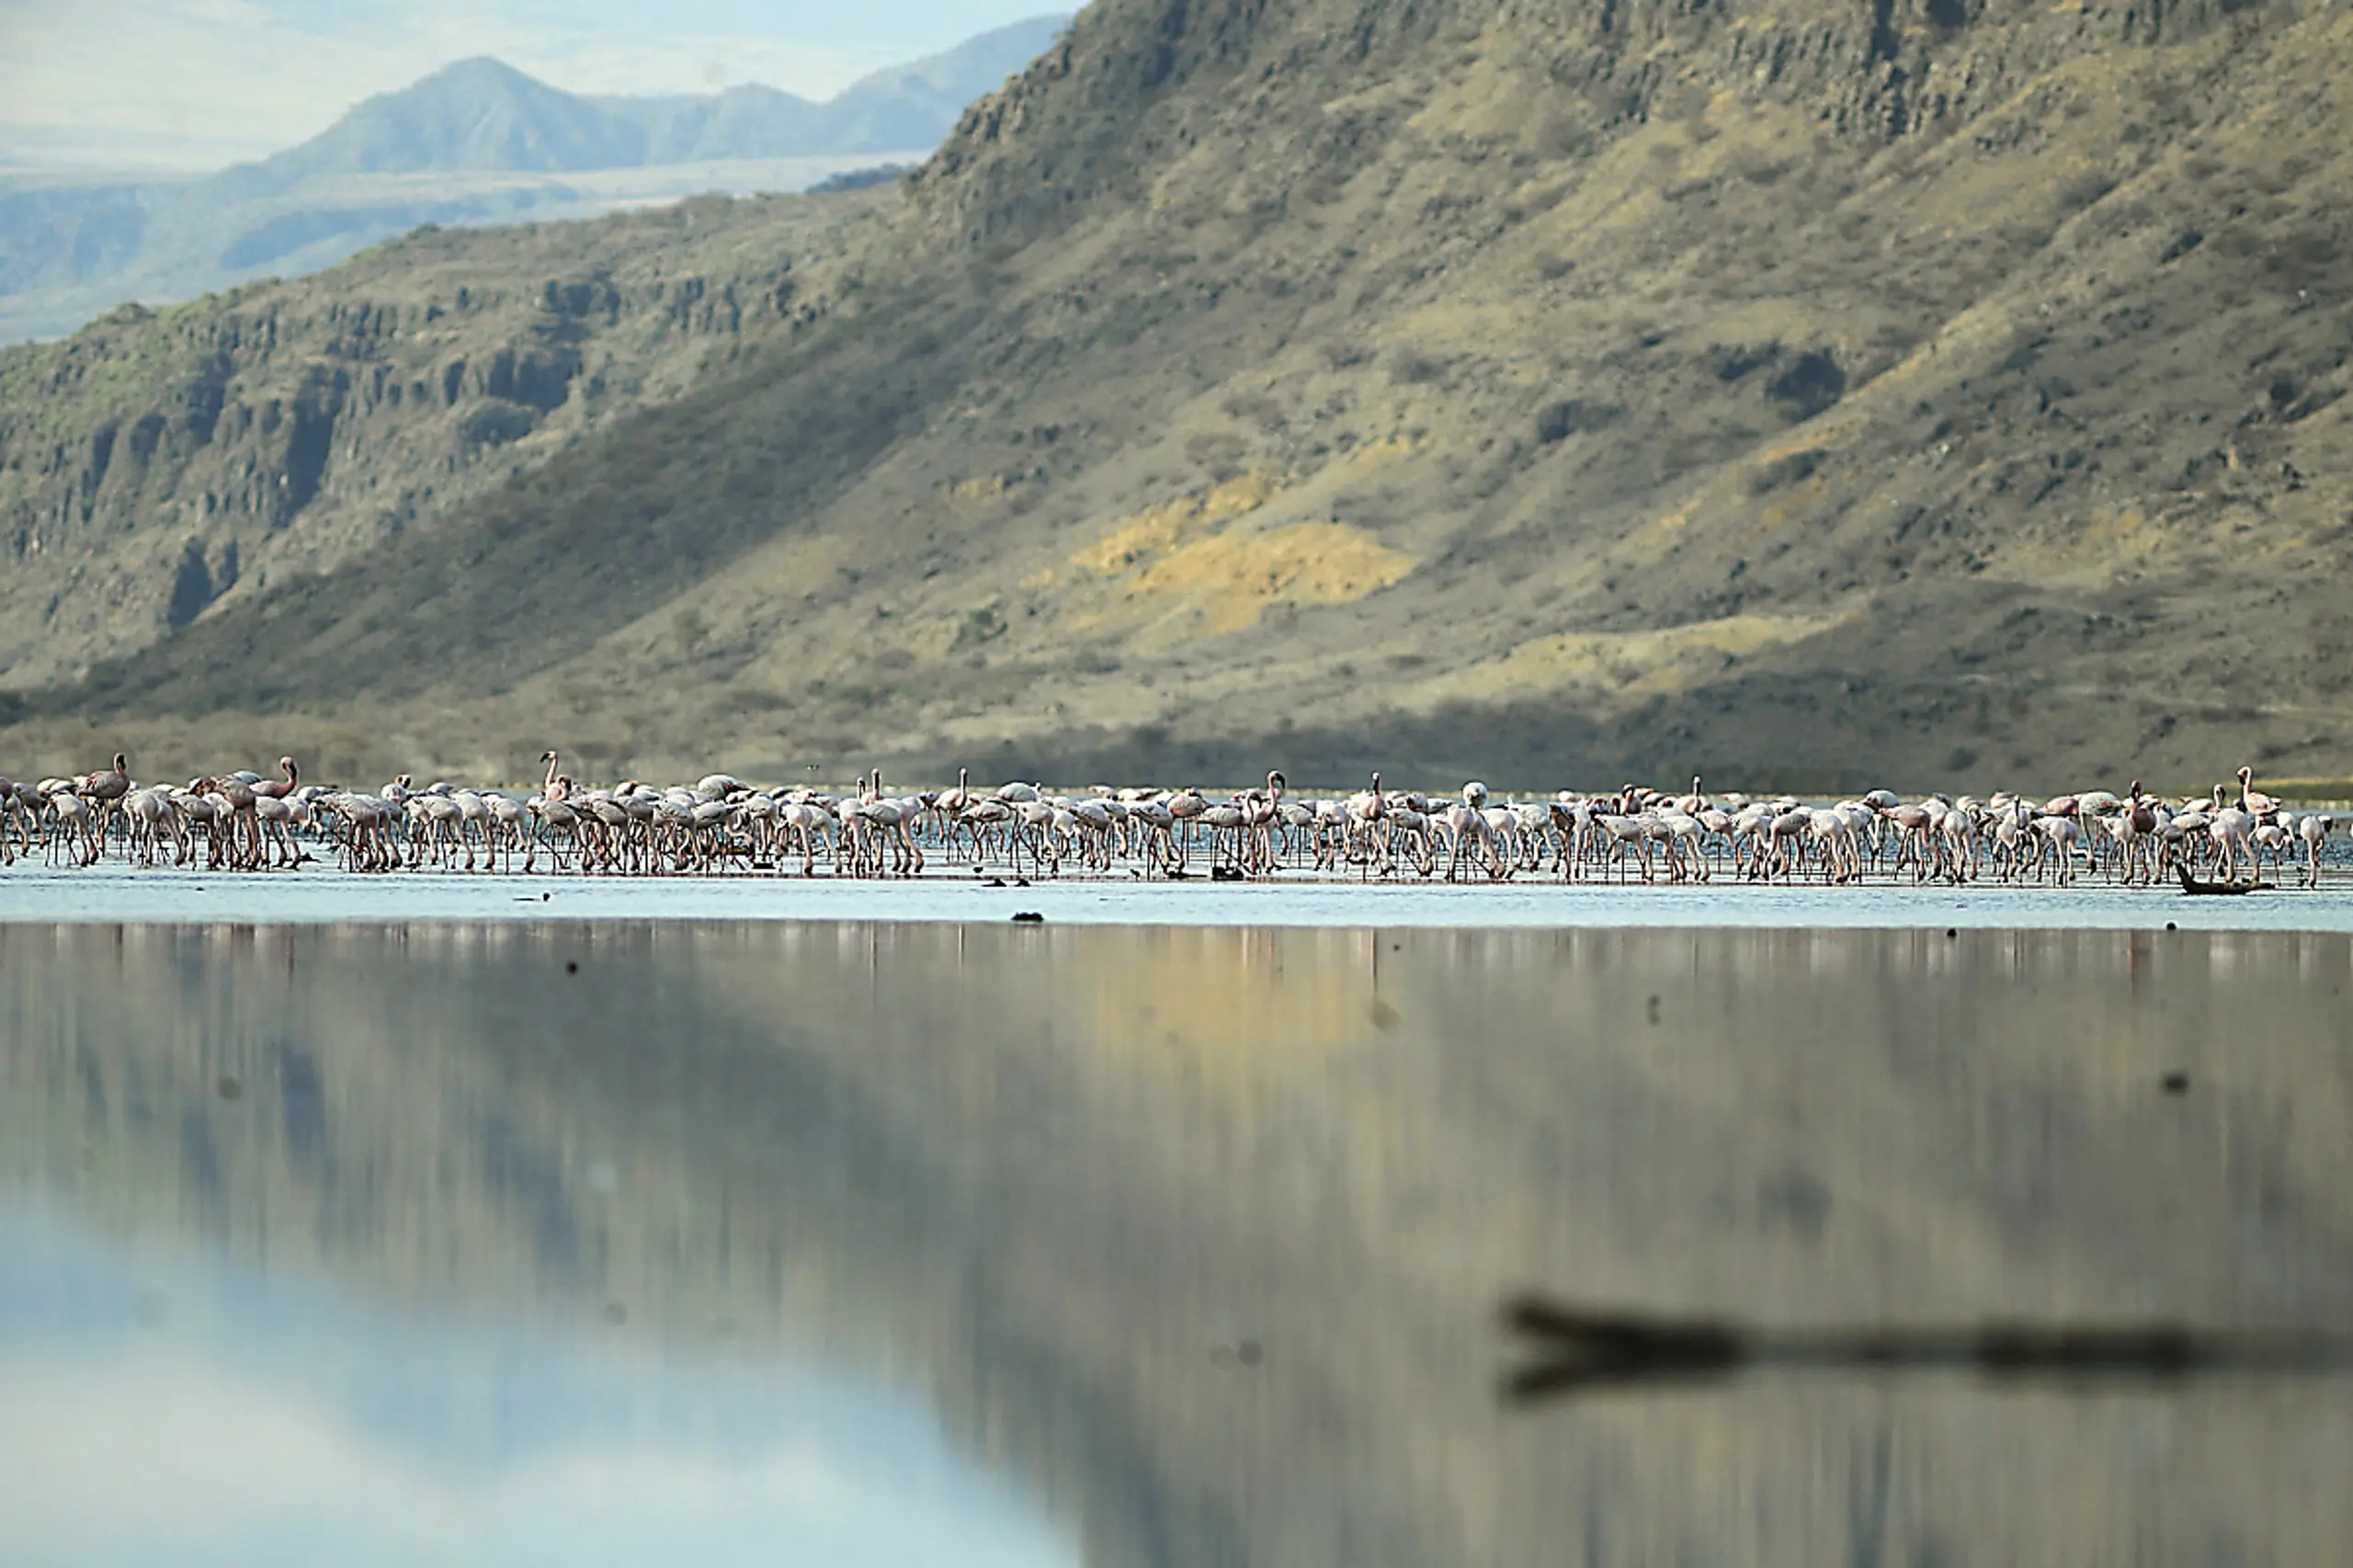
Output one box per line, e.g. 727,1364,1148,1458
914,0,2275,247
0,189,882,690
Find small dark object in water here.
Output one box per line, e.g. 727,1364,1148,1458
1015,876,1031,887
2177,865,2258,896
215,1074,242,1101
2166,921,2178,931
1235,1339,1263,1366
1012,911,1045,924
542,892,551,902
1211,865,1245,881
565,961,578,975
1645,994,1662,1026
2162,1071,2189,1095
1946,928,1958,939
983,876,1006,887
1168,868,1193,880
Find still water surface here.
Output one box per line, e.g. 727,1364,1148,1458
9,868,2353,930
4,922,2350,1565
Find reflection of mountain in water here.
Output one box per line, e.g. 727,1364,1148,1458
5,924,2352,1566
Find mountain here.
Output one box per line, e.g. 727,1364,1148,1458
0,185,892,708
216,58,655,191
5,0,2351,792
237,17,1072,189
593,85,827,166
815,16,1086,152
0,17,1072,343
592,17,1077,162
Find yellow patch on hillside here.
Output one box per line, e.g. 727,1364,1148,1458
1069,471,1284,574
1055,452,1424,642
949,472,1011,506
2079,505,2152,546
1755,421,1847,462
1111,522,1415,637
1420,610,1854,714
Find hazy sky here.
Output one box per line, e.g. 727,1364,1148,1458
0,1,1067,169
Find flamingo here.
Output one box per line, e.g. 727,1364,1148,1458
2208,784,2255,882
252,756,299,801
17,752,2323,896
2297,812,2336,886
2237,767,2281,820
1344,772,1388,878
77,753,131,852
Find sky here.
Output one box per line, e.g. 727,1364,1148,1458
0,0,1068,171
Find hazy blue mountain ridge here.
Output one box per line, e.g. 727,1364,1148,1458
0,183,154,295
586,17,1075,161
0,14,1069,341
210,58,654,193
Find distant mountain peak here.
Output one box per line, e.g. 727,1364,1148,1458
416,55,538,85
213,17,1072,190
0,16,1075,340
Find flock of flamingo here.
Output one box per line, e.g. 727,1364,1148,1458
4,751,2344,889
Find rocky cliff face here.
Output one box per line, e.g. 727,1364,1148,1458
915,0,2270,244
0,189,884,694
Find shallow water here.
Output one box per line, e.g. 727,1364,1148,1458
4,921,2349,1566
7,865,2353,931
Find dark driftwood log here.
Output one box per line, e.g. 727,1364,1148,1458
2176,863,2259,896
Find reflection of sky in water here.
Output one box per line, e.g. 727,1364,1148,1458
0,1206,1075,1568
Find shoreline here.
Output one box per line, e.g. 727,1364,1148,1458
8,867,2353,933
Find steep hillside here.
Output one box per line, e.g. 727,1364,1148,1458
8,0,2353,790
0,186,891,695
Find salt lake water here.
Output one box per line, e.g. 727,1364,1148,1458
5,919,2350,1565
7,865,2353,931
